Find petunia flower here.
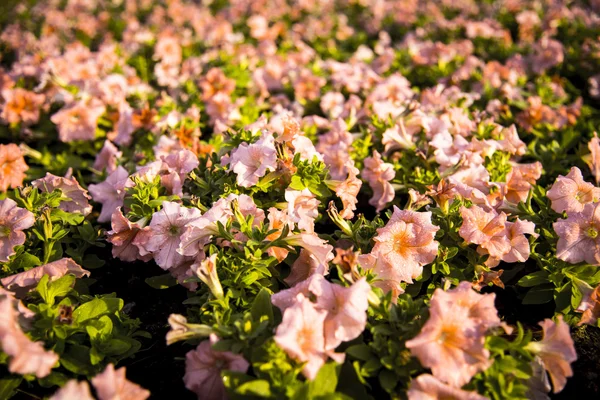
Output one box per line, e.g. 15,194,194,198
0,198,35,262
370,207,440,285
361,151,395,212
0,295,59,377
88,166,129,223
50,380,94,400
165,314,213,345
229,132,277,188
106,208,152,263
547,167,600,214
285,188,320,233
407,374,488,400
526,316,577,393
184,335,249,400
134,201,201,270
93,140,122,174
405,290,491,387
0,143,28,192
554,202,600,265
504,162,542,204
1,258,90,298
459,205,509,258
32,173,92,215
576,283,600,326
586,133,600,185
335,161,362,219
50,99,105,142
91,364,150,400
0,88,45,125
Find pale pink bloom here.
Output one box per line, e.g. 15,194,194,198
286,188,320,233
577,284,600,326
382,122,415,154
272,274,331,312
184,335,249,400
113,103,135,146
320,91,345,118
530,37,564,74
135,201,201,270
505,162,543,204
265,207,292,262
1,258,89,298
106,208,152,262
527,316,577,393
459,206,510,257
88,166,129,223
0,296,58,377
291,135,323,163
0,143,29,192
586,133,600,185
284,233,334,267
548,167,600,214
153,135,183,159
51,99,105,142
554,202,600,265
406,290,491,387
274,293,335,380
430,131,476,168
335,162,362,219
32,173,92,215
50,380,94,400
0,88,45,125
229,133,277,187
285,249,326,287
498,125,526,156
91,364,150,400
93,140,122,173
162,149,199,177
499,219,538,264
370,207,440,285
362,151,395,212
0,198,34,262
153,32,182,66
408,374,488,400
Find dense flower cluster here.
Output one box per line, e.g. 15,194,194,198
1,0,600,399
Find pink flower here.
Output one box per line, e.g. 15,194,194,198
284,233,334,267
576,284,600,326
0,198,34,262
0,295,58,377
184,335,249,400
406,285,492,387
0,143,29,192
88,166,129,223
134,201,201,270
335,162,362,219
554,202,600,265
500,219,537,264
93,140,122,174
547,167,600,214
285,249,326,287
1,258,89,298
107,208,152,263
274,293,336,379
32,173,92,215
229,132,277,187
526,316,577,393
0,88,45,125
504,162,543,204
265,207,292,262
370,207,440,286
459,205,510,258
530,37,564,74
91,364,150,400
51,99,105,142
362,151,395,212
407,374,487,400
586,133,600,185
285,188,320,232
50,380,94,400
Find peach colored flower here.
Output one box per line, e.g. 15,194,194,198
184,335,249,400
0,88,45,125
0,198,35,262
285,188,320,233
0,295,58,377
335,161,362,219
135,201,202,270
265,207,292,262
576,283,600,326
285,249,326,287
362,151,395,212
32,173,92,215
459,205,510,258
504,162,542,204
530,37,564,74
93,140,122,174
407,374,487,400
371,206,440,285
91,364,150,400
229,132,277,188
0,143,28,192
526,316,577,393
107,208,152,263
554,202,600,265
1,258,89,298
406,287,491,387
51,99,105,142
50,380,94,400
88,166,129,223
548,167,600,214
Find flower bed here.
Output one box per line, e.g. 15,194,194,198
1,0,600,399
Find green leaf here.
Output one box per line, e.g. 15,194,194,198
45,274,76,306
0,376,22,399
236,380,272,397
346,344,373,361
36,274,50,303
517,271,550,287
251,288,274,323
73,297,124,323
145,274,177,289
522,285,554,305
309,362,339,397
8,252,41,272
379,369,397,393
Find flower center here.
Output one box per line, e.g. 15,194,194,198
0,225,10,238
169,225,180,236
586,227,599,239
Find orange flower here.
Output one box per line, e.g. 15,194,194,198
0,143,28,191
